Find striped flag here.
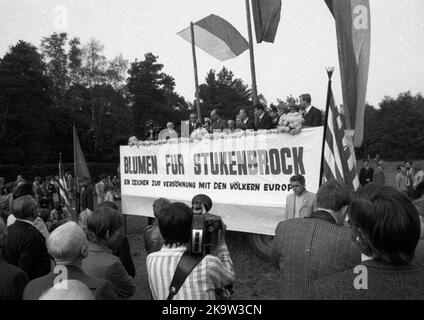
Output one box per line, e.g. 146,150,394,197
58,157,70,207
177,14,249,61
323,88,359,190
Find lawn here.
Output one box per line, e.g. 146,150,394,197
123,160,424,300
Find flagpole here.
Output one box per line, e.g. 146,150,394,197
73,124,80,216
245,0,259,106
319,67,335,187
190,22,202,122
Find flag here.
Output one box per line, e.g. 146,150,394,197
325,0,371,147
323,87,359,190
251,0,282,43
177,14,249,61
58,156,70,207
73,125,91,182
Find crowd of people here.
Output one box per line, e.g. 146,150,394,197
1,167,424,300
143,93,323,140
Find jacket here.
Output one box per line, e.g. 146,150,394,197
303,106,322,127
0,253,29,300
255,112,273,130
284,191,316,220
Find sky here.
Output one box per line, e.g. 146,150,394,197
1,0,423,110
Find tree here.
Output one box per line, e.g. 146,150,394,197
0,41,53,165
199,67,251,120
126,53,188,138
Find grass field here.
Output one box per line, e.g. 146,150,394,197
124,160,424,300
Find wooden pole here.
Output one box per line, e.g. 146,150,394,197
319,67,335,187
190,22,202,122
245,0,259,106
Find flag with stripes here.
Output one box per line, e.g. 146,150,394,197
58,157,70,207
323,88,359,190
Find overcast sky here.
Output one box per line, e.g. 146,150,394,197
1,0,423,110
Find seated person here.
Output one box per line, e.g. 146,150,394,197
146,202,234,300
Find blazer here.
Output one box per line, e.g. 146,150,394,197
271,210,362,299
284,191,316,220
303,106,322,127
188,121,202,135
238,117,254,130
310,260,424,300
0,254,29,300
81,242,136,299
255,112,273,130
210,118,228,132
3,220,52,280
23,265,116,300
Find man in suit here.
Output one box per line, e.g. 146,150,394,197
284,174,316,220
359,159,374,186
299,93,322,127
269,106,280,129
95,175,107,205
23,221,116,300
0,218,29,300
405,161,416,198
3,195,52,280
271,180,362,299
210,109,227,132
237,108,254,130
254,104,273,130
188,112,202,135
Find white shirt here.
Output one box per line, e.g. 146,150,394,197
305,105,312,115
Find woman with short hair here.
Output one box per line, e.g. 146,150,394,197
310,185,424,299
81,206,136,299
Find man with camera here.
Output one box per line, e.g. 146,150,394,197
146,195,234,300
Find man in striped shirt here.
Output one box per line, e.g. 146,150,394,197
146,202,235,300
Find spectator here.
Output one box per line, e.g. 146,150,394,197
202,117,212,133
299,93,322,127
3,195,52,280
39,280,94,300
99,201,135,278
79,176,94,213
0,218,29,300
95,175,108,205
284,174,316,220
188,112,202,135
413,166,424,190
310,185,424,299
146,202,235,300
144,197,171,254
269,106,280,129
0,182,14,223
237,108,254,130
372,160,385,185
104,178,114,203
359,160,374,186
225,120,239,134
23,221,115,300
82,206,136,299
271,180,361,299
405,161,416,198
210,109,227,132
396,165,408,195
254,103,272,130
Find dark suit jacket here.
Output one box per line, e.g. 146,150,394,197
109,234,135,278
310,260,424,299
3,220,51,280
210,118,228,132
80,185,94,212
238,117,255,130
188,121,202,135
359,167,374,186
271,210,362,299
271,117,279,129
23,265,116,300
0,254,29,300
82,242,136,299
256,112,273,130
303,106,322,127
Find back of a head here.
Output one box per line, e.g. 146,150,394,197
99,201,118,210
158,202,192,246
39,280,94,300
13,182,35,199
349,185,421,265
86,206,122,242
316,179,351,211
152,197,171,218
47,221,88,265
12,195,38,220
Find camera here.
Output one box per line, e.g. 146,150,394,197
189,194,222,255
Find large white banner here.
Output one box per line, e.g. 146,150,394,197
120,127,323,235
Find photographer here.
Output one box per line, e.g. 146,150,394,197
146,200,235,300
